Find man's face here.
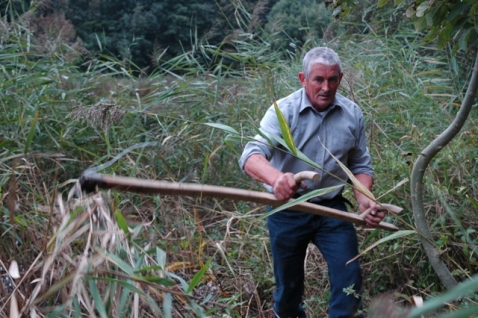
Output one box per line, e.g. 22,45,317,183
298,63,343,111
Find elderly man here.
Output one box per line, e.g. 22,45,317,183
239,47,385,318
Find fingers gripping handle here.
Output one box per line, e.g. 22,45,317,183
293,171,320,183
360,203,404,220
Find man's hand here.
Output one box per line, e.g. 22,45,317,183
272,172,306,201
243,154,308,201
352,173,385,227
358,198,385,228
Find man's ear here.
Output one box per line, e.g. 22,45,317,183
298,72,306,86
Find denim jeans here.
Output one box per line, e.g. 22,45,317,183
267,198,363,318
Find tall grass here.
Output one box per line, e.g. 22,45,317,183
1,8,477,318
335,27,478,311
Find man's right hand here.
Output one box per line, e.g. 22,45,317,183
273,172,305,201
244,154,306,200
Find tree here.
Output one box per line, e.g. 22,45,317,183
62,0,277,70
331,0,478,290
6,0,280,70
63,0,217,69
264,0,331,52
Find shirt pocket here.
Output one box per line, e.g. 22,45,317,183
322,134,356,167
326,134,355,154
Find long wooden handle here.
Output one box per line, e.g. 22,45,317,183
80,173,400,231
293,171,320,183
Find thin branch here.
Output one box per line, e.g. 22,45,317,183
410,50,478,290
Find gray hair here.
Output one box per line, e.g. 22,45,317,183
302,47,342,79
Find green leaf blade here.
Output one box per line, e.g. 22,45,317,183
205,123,239,135
410,275,478,317
87,278,108,318
273,101,297,156
261,185,343,219
24,108,40,155
95,247,136,277
416,1,430,17
377,0,389,8
115,210,130,235
186,258,212,294
346,230,416,265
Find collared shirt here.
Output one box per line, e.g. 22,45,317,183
238,88,373,200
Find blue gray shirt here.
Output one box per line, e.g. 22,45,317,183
239,88,373,200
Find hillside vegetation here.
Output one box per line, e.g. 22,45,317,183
1,2,478,318
1,0,330,70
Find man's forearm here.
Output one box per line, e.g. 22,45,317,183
352,173,374,201
244,154,282,187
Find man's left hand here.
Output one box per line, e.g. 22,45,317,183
358,199,386,228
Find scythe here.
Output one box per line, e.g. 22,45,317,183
79,171,401,231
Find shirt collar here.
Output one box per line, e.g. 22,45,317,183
299,88,344,114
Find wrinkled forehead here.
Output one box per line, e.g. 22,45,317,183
308,62,342,78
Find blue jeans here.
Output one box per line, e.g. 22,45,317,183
267,198,363,318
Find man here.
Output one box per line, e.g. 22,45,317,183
238,47,385,318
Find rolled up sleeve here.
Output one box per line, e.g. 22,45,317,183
238,107,281,173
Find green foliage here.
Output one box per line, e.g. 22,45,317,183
332,0,478,53
2,0,339,71
63,0,272,69
264,0,332,52
400,0,478,52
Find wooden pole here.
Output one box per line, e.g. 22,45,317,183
80,173,400,231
